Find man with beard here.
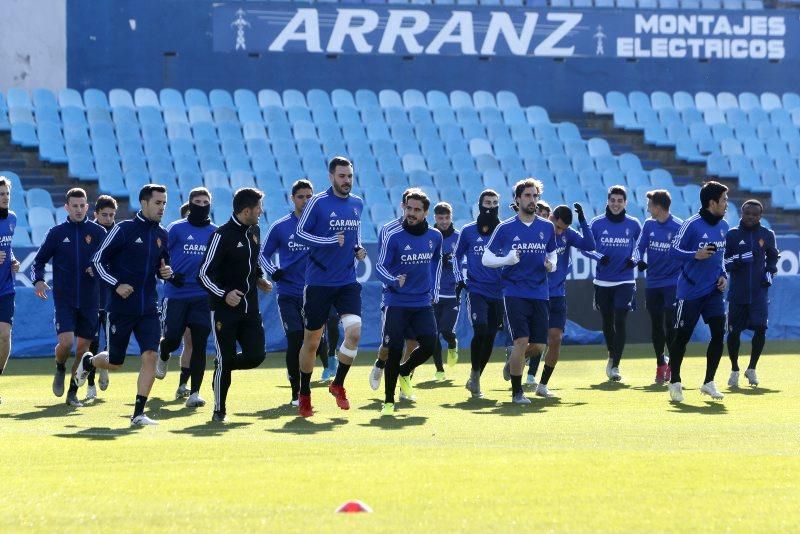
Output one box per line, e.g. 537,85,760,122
724,200,779,388
485,179,557,403
155,187,218,409
581,185,642,383
453,189,504,398
375,189,442,414
295,157,366,417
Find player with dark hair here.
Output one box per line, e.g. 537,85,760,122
528,203,595,396
32,188,108,406
453,189,504,398
581,185,642,382
633,189,683,385
198,188,272,422
430,201,460,380
724,199,779,388
375,188,442,414
295,157,366,417
155,187,217,409
667,181,730,402
260,179,314,406
76,184,173,425
486,179,557,403
0,177,21,404
88,194,117,395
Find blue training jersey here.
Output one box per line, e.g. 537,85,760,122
486,215,557,300
375,223,442,307
0,212,16,297
582,213,642,285
549,218,595,298
164,218,218,299
296,187,363,287
633,215,683,289
670,212,729,300
438,226,460,298
453,222,502,299
259,212,309,297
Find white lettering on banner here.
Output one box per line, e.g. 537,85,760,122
268,9,322,52
328,9,380,53
534,13,580,56
480,12,538,56
426,11,476,54
623,14,786,59
378,10,429,54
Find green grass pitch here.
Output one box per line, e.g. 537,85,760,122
1,342,798,532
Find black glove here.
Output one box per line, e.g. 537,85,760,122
573,202,585,223
455,280,466,301
271,269,285,282
599,255,610,266
761,272,773,288
624,259,635,269
637,261,648,272
167,272,185,288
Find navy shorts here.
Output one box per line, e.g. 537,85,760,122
382,306,437,351
108,312,161,365
380,305,416,346
54,304,98,339
161,296,210,340
594,283,636,313
277,294,304,334
434,297,459,335
675,289,725,331
466,291,504,330
504,296,549,344
548,296,567,331
728,300,769,332
0,294,13,324
646,286,677,313
303,283,362,331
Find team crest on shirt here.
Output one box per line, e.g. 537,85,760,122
111,324,116,334
759,238,765,248
156,237,162,248
252,233,259,245
539,232,544,240
429,240,433,250
216,321,223,332
625,228,630,236
384,335,390,345
85,234,92,244
667,233,672,240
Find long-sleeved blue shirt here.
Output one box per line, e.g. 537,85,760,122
582,213,642,285
0,212,17,298
633,215,683,289
259,212,309,297
724,222,779,305
376,223,442,307
453,222,502,299
549,218,595,298
486,216,557,300
438,226,461,298
670,212,729,300
31,216,107,309
296,187,363,287
164,218,218,299
92,212,170,315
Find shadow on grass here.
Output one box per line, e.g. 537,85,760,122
269,417,349,435
668,401,728,415
576,381,631,391
170,421,252,437
440,397,499,411
146,398,198,420
360,415,428,430
0,403,83,421
357,399,385,412
235,404,298,420
632,383,669,393
53,425,141,440
726,386,781,396
415,379,456,390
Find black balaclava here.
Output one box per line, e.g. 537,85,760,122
476,194,500,236
187,203,212,226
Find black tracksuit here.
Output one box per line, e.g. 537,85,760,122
198,215,266,415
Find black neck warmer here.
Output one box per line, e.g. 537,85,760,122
403,218,429,236
187,203,211,226
700,207,724,226
477,206,500,235
605,207,626,223
438,223,455,238
0,208,8,220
